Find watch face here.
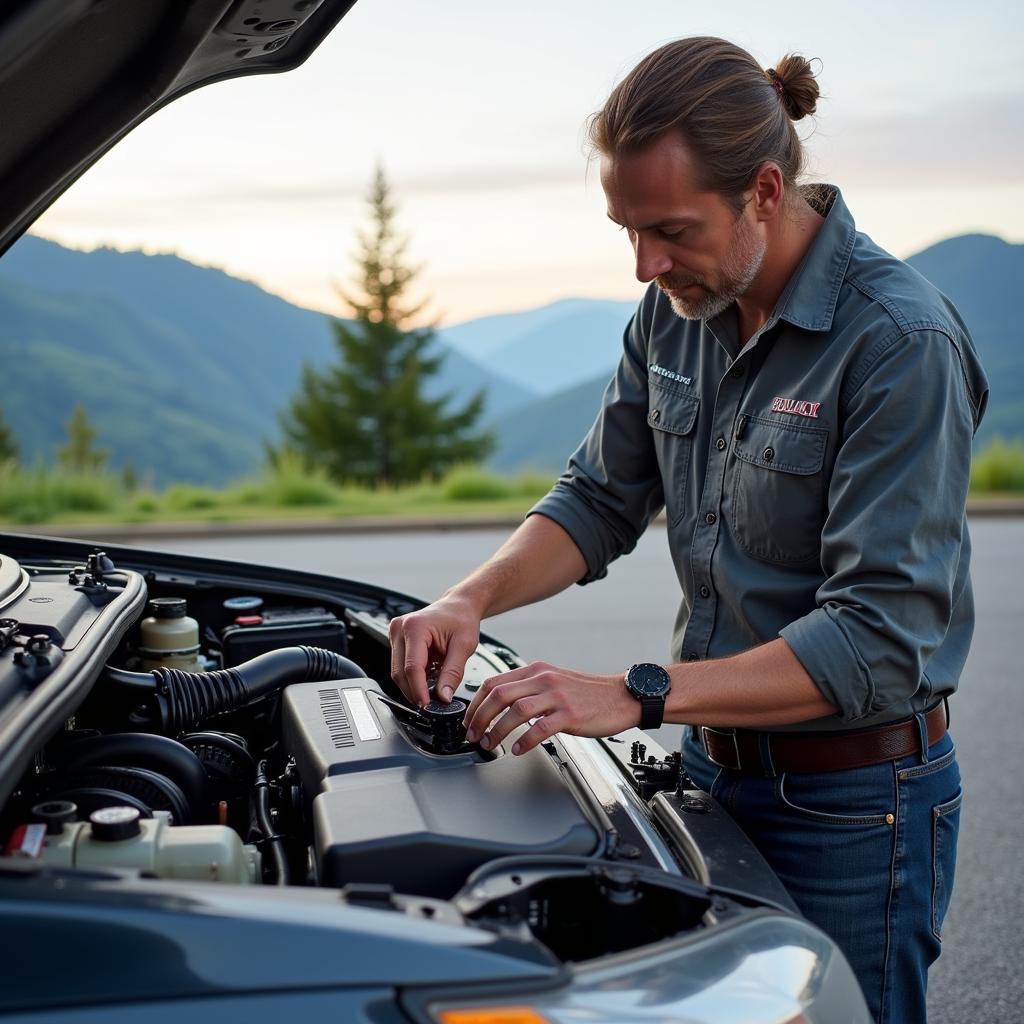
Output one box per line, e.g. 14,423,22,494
627,662,671,697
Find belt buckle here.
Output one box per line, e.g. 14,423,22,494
701,725,741,771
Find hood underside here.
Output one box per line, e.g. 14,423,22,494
0,0,357,255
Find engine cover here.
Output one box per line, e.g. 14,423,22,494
282,679,598,897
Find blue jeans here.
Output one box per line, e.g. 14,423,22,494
682,723,962,1024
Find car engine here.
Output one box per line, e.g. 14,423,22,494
0,549,601,896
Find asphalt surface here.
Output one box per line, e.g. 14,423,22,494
149,520,1024,1024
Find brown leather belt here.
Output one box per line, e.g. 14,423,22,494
699,702,948,775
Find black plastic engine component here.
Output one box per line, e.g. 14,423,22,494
282,678,599,898
220,606,347,667
55,733,210,820
104,646,367,734
181,732,256,799
628,742,691,799
41,766,188,822
30,800,78,834
374,691,471,755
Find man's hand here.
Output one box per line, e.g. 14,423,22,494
463,661,641,755
389,595,482,707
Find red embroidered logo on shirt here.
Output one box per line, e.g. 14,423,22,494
771,397,821,419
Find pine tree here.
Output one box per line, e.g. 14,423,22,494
278,166,493,486
0,408,18,465
56,404,109,473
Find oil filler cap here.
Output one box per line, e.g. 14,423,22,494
89,806,142,842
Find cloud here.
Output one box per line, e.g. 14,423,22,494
42,90,1024,233
811,92,1024,187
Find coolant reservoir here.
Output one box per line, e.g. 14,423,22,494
139,597,202,672
39,807,260,884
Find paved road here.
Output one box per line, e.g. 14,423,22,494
153,520,1024,1023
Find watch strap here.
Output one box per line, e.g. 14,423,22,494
639,694,665,730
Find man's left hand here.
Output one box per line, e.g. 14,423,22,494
463,661,641,755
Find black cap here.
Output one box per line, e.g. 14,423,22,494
89,805,142,841
31,800,78,835
149,597,187,619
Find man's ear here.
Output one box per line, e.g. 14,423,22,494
749,161,784,223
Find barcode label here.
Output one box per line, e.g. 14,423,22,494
319,688,354,748
342,687,381,741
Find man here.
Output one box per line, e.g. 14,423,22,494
389,37,987,1024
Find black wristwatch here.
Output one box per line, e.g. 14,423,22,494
624,662,672,730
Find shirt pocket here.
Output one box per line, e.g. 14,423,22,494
647,378,699,526
730,415,828,565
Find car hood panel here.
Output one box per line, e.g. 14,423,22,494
0,0,357,255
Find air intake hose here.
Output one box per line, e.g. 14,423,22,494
108,647,367,735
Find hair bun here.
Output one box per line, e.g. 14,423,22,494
770,54,819,121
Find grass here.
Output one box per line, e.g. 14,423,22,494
1,438,1019,530
969,438,1024,494
0,458,557,527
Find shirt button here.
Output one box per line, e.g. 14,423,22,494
763,447,775,463
651,409,661,423
705,512,717,525
686,653,699,662
716,437,726,451
699,585,710,598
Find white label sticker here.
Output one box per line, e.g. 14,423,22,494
342,688,381,741
20,822,47,858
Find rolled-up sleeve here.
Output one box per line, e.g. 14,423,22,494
780,329,979,721
529,306,665,584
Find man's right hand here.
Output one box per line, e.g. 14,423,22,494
388,594,482,707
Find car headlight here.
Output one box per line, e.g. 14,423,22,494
419,914,871,1024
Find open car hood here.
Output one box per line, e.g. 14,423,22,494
0,0,357,255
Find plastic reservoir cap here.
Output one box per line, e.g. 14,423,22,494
234,615,264,626
223,596,264,613
89,806,142,842
31,800,77,835
149,597,187,619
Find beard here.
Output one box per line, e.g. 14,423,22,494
657,212,766,321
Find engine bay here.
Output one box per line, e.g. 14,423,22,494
0,543,771,967
0,548,608,896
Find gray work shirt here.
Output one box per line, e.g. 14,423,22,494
530,186,989,731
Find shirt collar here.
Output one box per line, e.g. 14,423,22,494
772,184,857,333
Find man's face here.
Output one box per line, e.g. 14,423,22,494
600,133,766,320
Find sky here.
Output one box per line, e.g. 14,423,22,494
31,0,1024,326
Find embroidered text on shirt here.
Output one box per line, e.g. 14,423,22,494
772,397,821,419
650,364,693,386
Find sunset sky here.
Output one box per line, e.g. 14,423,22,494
31,0,1024,326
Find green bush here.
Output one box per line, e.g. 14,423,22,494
970,439,1024,493
0,464,50,522
131,493,160,514
163,484,221,511
513,471,556,498
47,472,118,513
440,465,515,501
0,463,118,522
263,453,341,507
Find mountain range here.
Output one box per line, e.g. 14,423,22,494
484,234,1024,473
0,237,531,484
0,231,1019,485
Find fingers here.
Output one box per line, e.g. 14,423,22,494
389,618,408,695
389,608,480,707
464,678,553,747
463,663,542,737
436,635,477,703
403,632,431,707
463,661,538,725
389,616,431,707
509,711,569,756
